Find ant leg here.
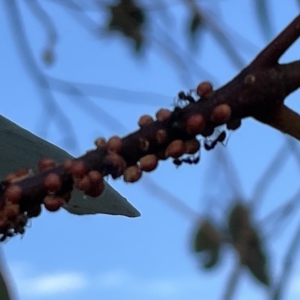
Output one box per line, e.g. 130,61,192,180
173,158,182,167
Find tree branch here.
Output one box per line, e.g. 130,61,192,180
1,13,300,240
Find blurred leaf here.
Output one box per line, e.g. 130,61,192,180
107,0,146,52
254,0,273,40
228,203,250,242
228,204,270,286
244,229,270,286
0,267,11,300
202,247,220,269
193,220,222,252
193,220,222,269
189,12,203,38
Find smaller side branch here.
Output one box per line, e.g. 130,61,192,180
272,221,300,300
254,104,300,141
251,14,300,67
222,262,241,300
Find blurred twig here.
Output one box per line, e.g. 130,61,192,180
24,0,58,46
48,76,171,106
272,220,300,300
250,142,290,211
142,176,199,220
222,261,241,300
4,0,78,150
184,0,245,69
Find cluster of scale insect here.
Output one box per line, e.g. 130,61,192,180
0,81,236,241
172,130,227,167
172,89,229,167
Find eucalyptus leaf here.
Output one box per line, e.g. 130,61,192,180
244,229,270,286
228,203,250,242
193,220,222,252
107,0,145,52
192,220,222,269
0,115,140,217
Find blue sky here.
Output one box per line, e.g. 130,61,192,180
1,0,300,299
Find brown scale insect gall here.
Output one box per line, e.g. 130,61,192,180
38,158,56,171
105,153,126,178
107,136,122,153
76,171,104,197
5,173,17,183
184,139,200,154
155,109,172,121
70,160,87,179
124,166,142,183
186,114,205,134
196,81,213,97
165,140,186,158
44,173,62,193
88,171,103,184
63,159,73,172
4,204,20,220
210,104,231,123
15,168,30,178
4,185,22,204
43,196,65,212
85,182,104,197
138,115,154,127
74,175,91,191
139,155,158,172
94,137,107,148
5,169,33,183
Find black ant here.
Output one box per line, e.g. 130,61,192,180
204,130,227,151
177,91,197,105
0,230,14,242
173,155,200,166
0,213,29,242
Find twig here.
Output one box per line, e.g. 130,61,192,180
4,0,78,149
184,0,245,69
251,14,300,67
272,220,300,300
24,0,58,45
142,177,199,219
222,261,241,300
250,141,290,210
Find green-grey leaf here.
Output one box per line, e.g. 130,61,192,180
0,265,11,300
